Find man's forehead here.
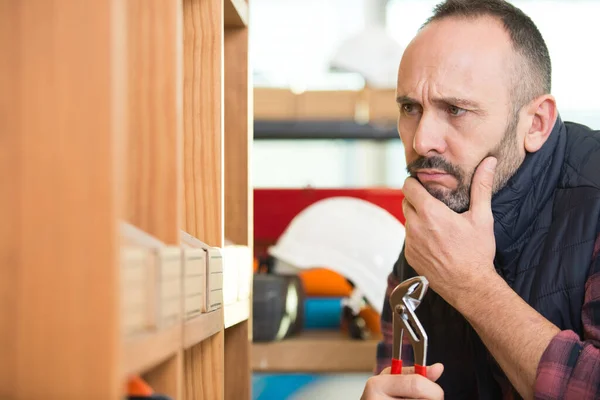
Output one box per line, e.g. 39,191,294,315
397,16,515,101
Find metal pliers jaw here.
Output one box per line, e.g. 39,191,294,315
389,276,429,376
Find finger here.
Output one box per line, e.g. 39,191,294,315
376,374,444,399
469,156,497,217
380,367,391,375
402,198,417,222
425,363,444,382
402,177,433,215
402,363,444,382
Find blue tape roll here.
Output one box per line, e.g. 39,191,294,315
303,297,343,329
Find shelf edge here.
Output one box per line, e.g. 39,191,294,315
224,298,250,329
122,325,182,376
251,333,379,373
183,309,224,348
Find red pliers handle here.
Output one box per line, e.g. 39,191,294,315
391,359,426,376
389,276,429,378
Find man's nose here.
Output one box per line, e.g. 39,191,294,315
413,112,447,156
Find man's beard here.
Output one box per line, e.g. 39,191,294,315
406,114,524,213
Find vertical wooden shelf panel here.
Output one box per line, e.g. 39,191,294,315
182,0,225,399
125,0,182,246
182,0,224,247
224,20,252,400
224,24,252,248
124,0,183,398
0,2,120,399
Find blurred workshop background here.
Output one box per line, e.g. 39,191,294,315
249,0,600,399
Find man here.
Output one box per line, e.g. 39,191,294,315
361,0,600,399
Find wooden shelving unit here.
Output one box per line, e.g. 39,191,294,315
253,87,399,122
1,0,252,399
252,331,379,373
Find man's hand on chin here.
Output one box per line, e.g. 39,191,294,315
402,156,561,399
401,156,499,306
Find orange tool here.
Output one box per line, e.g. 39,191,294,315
389,276,429,377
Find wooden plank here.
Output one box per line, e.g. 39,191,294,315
224,28,252,248
253,88,297,120
224,25,252,400
0,1,121,398
122,326,183,376
224,321,251,400
368,88,398,122
182,0,223,248
123,1,182,397
224,0,249,28
143,352,183,399
184,331,225,400
253,87,399,122
297,90,363,120
124,0,182,245
252,331,380,373
184,309,223,349
0,1,19,395
182,0,225,398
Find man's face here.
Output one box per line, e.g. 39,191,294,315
397,16,527,212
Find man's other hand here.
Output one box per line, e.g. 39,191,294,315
360,363,444,399
402,156,498,305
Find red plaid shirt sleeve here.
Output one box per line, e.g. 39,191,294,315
535,233,600,399
375,273,414,374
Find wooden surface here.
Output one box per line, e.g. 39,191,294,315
184,331,225,400
0,1,120,398
125,0,181,245
143,352,183,399
183,0,223,247
225,321,251,400
224,28,252,248
253,87,399,122
224,298,251,329
182,0,225,399
224,26,252,400
2,0,252,398
122,325,182,376
184,309,224,349
224,0,249,28
252,331,380,373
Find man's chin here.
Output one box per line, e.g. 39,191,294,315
422,185,470,213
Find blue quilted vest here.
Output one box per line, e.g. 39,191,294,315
389,116,600,399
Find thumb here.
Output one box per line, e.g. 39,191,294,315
426,363,444,382
470,156,497,216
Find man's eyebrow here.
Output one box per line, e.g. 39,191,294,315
395,95,480,109
434,97,481,109
396,95,419,105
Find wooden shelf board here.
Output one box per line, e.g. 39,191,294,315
122,325,182,376
224,0,248,28
224,298,250,329
183,309,223,348
252,331,380,373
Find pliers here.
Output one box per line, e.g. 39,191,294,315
389,276,429,377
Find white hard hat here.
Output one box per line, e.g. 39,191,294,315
267,196,405,314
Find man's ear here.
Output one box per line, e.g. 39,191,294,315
524,94,558,153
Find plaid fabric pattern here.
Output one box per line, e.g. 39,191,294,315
375,234,600,399
535,233,600,399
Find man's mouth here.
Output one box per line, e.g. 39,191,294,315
416,169,454,185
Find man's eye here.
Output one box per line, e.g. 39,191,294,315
401,104,419,115
448,105,466,116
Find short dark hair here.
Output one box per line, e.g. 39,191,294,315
423,0,552,110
